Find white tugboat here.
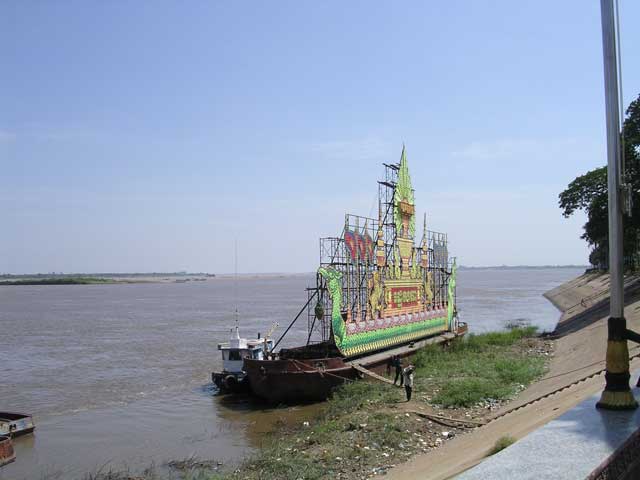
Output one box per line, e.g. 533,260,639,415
211,326,274,393
211,241,276,393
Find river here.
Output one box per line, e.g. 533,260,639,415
0,267,582,479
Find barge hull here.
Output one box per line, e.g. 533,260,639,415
244,357,357,403
245,331,459,404
0,435,15,467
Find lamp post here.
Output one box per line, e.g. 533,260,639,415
595,0,638,410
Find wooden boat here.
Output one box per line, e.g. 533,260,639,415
0,412,35,437
244,148,467,403
0,435,15,467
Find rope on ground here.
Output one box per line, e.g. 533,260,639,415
407,410,487,428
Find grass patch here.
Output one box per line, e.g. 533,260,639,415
234,445,326,480
414,326,546,407
489,435,516,455
467,325,538,348
325,378,399,417
434,378,512,407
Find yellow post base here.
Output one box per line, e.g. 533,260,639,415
597,333,638,410
596,389,638,410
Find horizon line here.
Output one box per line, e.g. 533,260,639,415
1,264,590,277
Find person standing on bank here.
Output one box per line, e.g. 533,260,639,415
393,356,404,386
403,365,415,401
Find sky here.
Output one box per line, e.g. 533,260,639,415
2,1,640,274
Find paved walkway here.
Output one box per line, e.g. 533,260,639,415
456,371,640,480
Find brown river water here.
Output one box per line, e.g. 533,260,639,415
0,268,582,479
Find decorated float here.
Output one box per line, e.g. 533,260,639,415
242,147,466,403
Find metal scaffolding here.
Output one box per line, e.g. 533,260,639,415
306,162,456,344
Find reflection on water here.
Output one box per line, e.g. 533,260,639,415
0,268,582,479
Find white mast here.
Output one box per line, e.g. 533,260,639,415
234,239,239,338
229,238,243,348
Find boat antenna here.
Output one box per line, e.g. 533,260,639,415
234,238,239,328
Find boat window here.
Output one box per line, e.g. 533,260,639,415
221,351,227,360
228,350,241,361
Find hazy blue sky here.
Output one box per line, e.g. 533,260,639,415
2,1,640,274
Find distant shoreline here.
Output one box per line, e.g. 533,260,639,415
0,277,147,286
0,274,216,286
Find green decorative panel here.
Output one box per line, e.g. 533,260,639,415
319,264,457,358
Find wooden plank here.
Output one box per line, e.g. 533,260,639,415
349,332,456,366
350,363,395,385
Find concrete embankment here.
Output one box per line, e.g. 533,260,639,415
388,272,640,480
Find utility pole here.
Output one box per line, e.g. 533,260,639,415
596,0,638,410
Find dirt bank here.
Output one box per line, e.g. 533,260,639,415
387,272,640,480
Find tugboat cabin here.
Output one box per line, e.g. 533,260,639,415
217,336,273,372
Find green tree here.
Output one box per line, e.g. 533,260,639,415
559,93,640,269
559,166,608,267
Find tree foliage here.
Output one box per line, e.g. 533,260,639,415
559,93,640,269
